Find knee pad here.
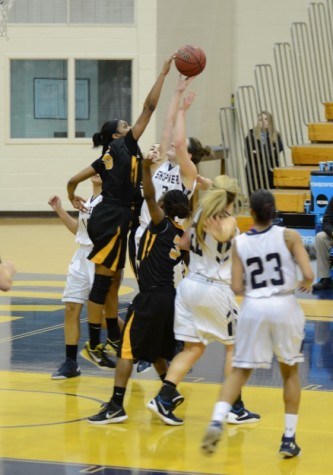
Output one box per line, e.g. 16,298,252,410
89,274,113,304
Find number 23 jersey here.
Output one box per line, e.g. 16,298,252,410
235,224,297,298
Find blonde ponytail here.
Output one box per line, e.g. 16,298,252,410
196,175,239,249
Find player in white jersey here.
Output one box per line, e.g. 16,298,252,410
201,189,314,458
147,175,260,426
135,76,212,374
135,75,212,256
50,174,116,379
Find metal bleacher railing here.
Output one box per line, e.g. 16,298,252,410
219,0,333,204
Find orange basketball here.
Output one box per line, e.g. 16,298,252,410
175,45,206,77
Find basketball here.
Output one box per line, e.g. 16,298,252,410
175,45,206,77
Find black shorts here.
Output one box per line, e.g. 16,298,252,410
87,201,131,271
119,288,176,362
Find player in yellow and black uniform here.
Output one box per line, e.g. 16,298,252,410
87,126,142,271
66,55,174,370
87,149,191,425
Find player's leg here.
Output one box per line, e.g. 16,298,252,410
51,302,82,380
201,367,252,455
278,362,301,458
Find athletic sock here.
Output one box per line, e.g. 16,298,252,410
111,386,126,407
106,317,121,341
159,380,177,401
159,373,167,382
284,414,298,438
212,401,232,423
65,344,78,362
89,323,101,349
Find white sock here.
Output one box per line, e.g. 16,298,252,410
212,401,232,423
284,414,298,438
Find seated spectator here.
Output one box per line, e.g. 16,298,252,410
313,196,333,291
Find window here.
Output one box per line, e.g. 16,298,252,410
9,0,134,24
10,59,132,139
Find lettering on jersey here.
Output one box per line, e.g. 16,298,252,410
169,235,182,261
154,170,182,186
131,155,139,185
216,241,232,264
190,231,232,263
190,231,204,256
102,152,113,170
246,252,284,289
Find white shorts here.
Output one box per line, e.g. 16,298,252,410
62,246,95,304
233,294,305,369
174,273,238,345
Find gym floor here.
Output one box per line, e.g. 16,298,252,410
0,219,332,475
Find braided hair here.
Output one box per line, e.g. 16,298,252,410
163,190,191,220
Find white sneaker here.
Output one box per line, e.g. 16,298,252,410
201,421,223,455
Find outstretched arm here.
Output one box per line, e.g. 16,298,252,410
142,155,164,226
48,195,78,235
159,75,195,160
174,91,198,190
131,55,174,141
67,165,95,212
196,175,213,191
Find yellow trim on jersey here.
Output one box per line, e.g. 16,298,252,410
91,227,121,265
121,309,135,359
141,230,157,260
131,155,138,184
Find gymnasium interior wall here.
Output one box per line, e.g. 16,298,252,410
0,0,312,211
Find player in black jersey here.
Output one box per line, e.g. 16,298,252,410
87,146,191,425
66,55,174,370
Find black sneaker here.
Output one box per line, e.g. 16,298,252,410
201,420,223,455
226,407,261,424
88,401,128,425
279,435,301,458
104,338,120,357
51,358,81,380
80,342,116,370
172,389,185,409
146,396,184,426
312,277,332,291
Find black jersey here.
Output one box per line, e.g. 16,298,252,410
91,129,142,207
137,217,184,289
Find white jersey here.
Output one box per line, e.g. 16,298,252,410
62,194,102,304
75,194,103,246
139,161,195,229
188,209,236,284
235,225,297,298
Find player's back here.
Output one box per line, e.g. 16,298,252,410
188,210,234,284
137,217,184,289
235,225,297,297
